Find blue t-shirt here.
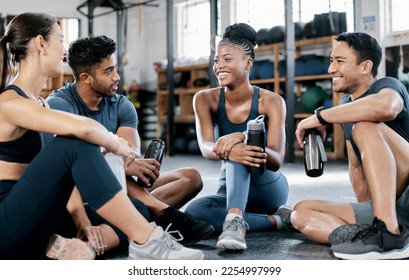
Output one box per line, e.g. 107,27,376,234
339,76,409,160
47,83,137,134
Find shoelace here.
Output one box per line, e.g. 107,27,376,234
164,223,184,243
225,217,249,231
351,226,378,241
351,220,383,247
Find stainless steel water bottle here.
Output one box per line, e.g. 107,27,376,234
303,129,327,177
138,139,166,188
247,115,266,175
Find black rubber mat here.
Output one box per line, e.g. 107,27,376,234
102,231,336,260
192,231,337,260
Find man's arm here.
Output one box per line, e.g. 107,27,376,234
116,126,141,157
320,88,403,125
115,98,160,185
296,87,404,147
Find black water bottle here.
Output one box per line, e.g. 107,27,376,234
303,129,327,177
247,115,266,175
139,139,166,188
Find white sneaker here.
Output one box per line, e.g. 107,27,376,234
216,216,249,250
128,226,204,260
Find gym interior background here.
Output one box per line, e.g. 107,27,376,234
1,0,409,263
1,0,408,161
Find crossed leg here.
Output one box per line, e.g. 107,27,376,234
127,167,203,218
292,121,409,244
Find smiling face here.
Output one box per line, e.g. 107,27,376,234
328,41,372,97
213,43,252,88
42,22,67,78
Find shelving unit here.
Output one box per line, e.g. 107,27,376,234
154,36,345,159
155,63,210,138
41,72,74,98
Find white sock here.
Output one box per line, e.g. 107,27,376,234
273,214,283,230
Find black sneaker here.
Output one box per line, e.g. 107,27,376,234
329,223,370,245
331,218,409,260
155,206,215,246
274,205,298,232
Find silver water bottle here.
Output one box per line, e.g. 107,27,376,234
303,129,327,177
246,115,266,175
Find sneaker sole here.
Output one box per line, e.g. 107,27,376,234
129,251,205,260
333,243,409,260
216,238,247,250
181,225,216,246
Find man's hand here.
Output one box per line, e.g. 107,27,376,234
125,157,160,187
295,116,327,148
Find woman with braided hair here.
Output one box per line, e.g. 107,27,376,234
185,23,290,251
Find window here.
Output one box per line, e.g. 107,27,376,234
390,0,408,32
176,1,213,63
233,0,284,30
175,0,354,63
233,0,284,31
233,0,354,32
58,18,81,50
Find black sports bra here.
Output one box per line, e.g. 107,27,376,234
0,85,42,163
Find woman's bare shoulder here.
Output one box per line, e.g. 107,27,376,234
259,87,285,104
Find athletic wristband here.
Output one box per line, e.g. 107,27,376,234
315,106,328,125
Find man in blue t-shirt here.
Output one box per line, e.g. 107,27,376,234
292,32,409,260
47,36,214,253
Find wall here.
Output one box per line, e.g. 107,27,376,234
0,0,164,90
0,0,88,40
1,0,409,89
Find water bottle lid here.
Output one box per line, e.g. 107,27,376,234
247,115,265,130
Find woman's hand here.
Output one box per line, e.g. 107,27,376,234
227,142,267,167
77,226,107,256
213,132,245,159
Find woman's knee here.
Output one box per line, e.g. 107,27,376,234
50,136,100,157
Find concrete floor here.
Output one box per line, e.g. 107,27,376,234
155,154,353,260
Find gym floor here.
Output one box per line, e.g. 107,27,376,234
108,153,353,260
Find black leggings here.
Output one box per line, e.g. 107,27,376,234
0,136,124,259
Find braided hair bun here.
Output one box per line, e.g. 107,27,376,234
220,23,257,59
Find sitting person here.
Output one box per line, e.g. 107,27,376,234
184,23,291,251
45,35,214,256
0,12,203,260
292,31,409,260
